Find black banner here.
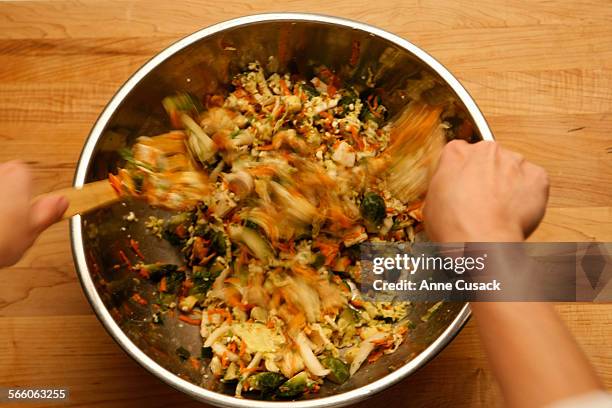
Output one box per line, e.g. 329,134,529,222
359,242,612,302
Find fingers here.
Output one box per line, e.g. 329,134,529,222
521,162,550,238
441,139,470,158
435,139,470,175
0,162,69,267
0,161,32,207
29,194,69,234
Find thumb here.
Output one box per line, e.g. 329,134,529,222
29,195,69,234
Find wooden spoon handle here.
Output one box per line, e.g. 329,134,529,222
36,180,120,219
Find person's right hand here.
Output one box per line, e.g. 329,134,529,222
0,161,68,267
423,140,549,242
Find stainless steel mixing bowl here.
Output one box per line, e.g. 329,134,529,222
71,13,493,408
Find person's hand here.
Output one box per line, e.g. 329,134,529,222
424,140,549,242
0,161,68,267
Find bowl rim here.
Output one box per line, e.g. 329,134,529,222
71,12,492,408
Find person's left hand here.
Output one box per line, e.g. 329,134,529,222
0,161,68,267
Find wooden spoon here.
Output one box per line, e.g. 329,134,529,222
38,130,208,219
36,179,119,220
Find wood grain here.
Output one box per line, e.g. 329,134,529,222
0,1,611,407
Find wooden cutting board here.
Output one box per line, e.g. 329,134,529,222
0,1,611,407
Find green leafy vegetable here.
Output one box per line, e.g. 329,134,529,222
360,192,386,225
276,372,312,398
201,346,213,359
223,363,239,383
165,269,186,293
189,264,222,298
162,93,201,128
141,263,179,282
300,83,320,97
163,212,193,247
244,372,286,392
176,346,190,362
193,224,227,257
118,147,155,172
310,253,326,269
321,357,350,384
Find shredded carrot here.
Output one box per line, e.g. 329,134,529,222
276,240,296,255
349,125,365,150
313,239,340,266
182,278,194,290
108,173,122,195
224,286,245,310
178,315,202,326
239,366,257,375
87,251,101,275
327,206,355,229
457,120,474,140
235,245,250,271
168,111,182,129
247,165,277,176
365,94,382,118
190,236,210,262
208,308,233,324
227,342,237,353
371,337,391,346
239,340,247,357
405,200,424,212
221,352,229,368
327,84,337,97
159,276,167,292
207,308,228,316
131,293,148,306
349,39,360,66
291,263,318,283
257,144,275,151
367,350,383,363
188,356,201,370
279,79,291,96
409,207,424,222
138,267,150,279
224,277,241,286
197,252,216,266
129,239,145,260
175,223,187,238
333,257,352,272
118,250,131,268
350,298,364,308
207,94,224,108
319,111,333,121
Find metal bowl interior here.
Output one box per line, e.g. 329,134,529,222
71,13,492,408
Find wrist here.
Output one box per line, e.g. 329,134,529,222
436,221,524,243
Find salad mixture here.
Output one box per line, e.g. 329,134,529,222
110,62,465,399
